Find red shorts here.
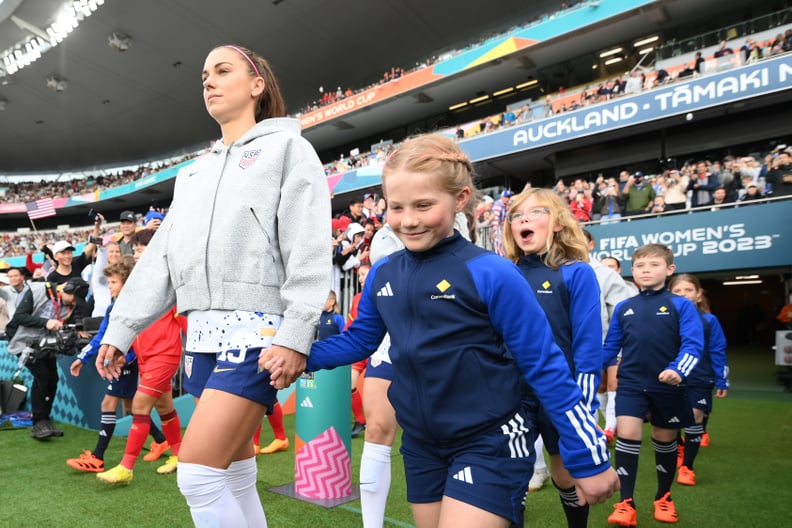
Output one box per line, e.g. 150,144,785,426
352,359,368,374
137,358,180,398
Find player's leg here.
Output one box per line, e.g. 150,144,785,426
536,412,587,528
647,390,693,524
259,400,289,454
351,361,367,437
604,364,619,435
411,502,442,528
678,391,708,486
178,345,275,526
436,496,510,528
152,389,182,474
94,394,120,459
177,388,266,527
596,368,609,423
607,390,647,527
528,435,549,492
360,375,397,528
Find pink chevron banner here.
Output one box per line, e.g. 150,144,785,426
294,426,351,499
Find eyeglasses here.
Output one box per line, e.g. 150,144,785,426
506,208,550,223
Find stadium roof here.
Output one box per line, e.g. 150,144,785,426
0,0,565,173
0,0,764,177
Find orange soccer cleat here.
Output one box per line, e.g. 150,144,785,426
608,498,637,527
653,492,679,523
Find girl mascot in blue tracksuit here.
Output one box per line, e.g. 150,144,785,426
669,273,729,486
262,134,618,528
502,187,605,528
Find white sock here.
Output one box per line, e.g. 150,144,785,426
227,457,267,528
360,442,392,528
597,392,608,421
605,391,617,431
533,436,547,472
178,462,247,527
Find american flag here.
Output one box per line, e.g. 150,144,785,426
25,198,56,220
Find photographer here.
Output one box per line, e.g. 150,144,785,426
5,277,92,440
663,169,690,211
594,176,624,223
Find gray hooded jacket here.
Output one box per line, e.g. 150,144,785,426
102,118,332,355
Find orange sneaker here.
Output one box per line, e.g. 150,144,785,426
66,450,104,473
700,432,710,447
676,443,685,467
143,440,170,462
654,492,679,523
677,465,696,486
259,438,289,454
608,498,637,527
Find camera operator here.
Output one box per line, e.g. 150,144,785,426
5,276,92,440
663,169,689,211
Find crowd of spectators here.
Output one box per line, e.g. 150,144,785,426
471,144,791,232
1,142,789,262
0,154,200,205
0,207,167,260
2,142,789,260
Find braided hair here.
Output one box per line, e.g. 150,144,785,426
382,135,478,244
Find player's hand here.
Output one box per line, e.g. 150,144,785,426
658,369,682,386
575,467,620,505
96,344,125,380
715,389,728,398
259,345,306,389
70,360,83,377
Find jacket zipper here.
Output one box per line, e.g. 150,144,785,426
206,148,232,303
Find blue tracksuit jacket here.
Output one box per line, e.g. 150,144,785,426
604,287,703,391
76,302,136,366
308,232,610,478
689,310,729,390
516,255,603,412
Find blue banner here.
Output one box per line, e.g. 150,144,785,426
99,161,192,201
462,54,792,161
587,200,792,275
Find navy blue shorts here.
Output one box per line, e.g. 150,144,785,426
182,351,216,398
686,386,714,414
400,408,536,525
106,361,138,399
615,387,694,429
366,334,394,381
203,346,277,410
366,356,394,381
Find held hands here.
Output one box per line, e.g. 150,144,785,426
575,467,620,505
96,344,126,381
658,369,682,386
258,345,307,389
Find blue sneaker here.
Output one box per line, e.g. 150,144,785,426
351,422,366,438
